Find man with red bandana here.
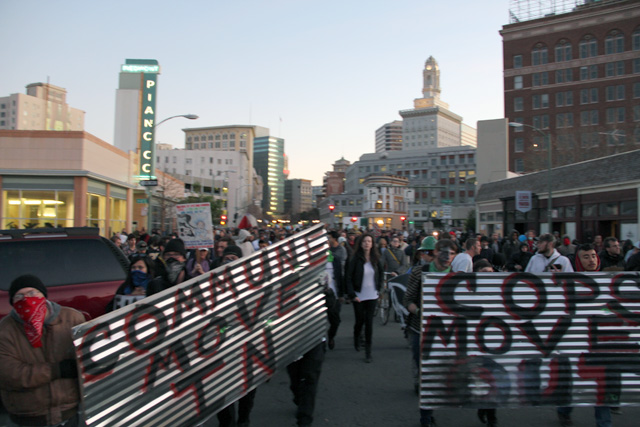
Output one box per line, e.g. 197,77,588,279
0,275,84,426
558,244,612,427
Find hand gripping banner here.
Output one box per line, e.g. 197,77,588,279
420,272,640,410
73,225,328,426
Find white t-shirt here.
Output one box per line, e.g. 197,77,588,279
451,252,473,273
356,261,378,302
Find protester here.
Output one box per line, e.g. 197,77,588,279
451,238,480,273
625,241,640,271
287,342,325,427
599,237,624,271
505,243,532,272
186,247,211,279
382,235,409,277
216,244,257,427
501,229,520,260
525,233,573,272
404,238,457,427
326,231,347,350
557,234,576,258
345,233,384,363
108,254,165,311
557,244,612,427
235,229,255,258
155,238,188,289
0,275,84,427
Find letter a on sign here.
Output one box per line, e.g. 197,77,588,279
516,191,532,213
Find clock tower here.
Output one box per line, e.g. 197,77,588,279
422,56,441,99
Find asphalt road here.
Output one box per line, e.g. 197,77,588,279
245,304,640,427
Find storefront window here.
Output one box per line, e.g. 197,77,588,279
620,201,637,216
2,190,74,229
565,206,576,218
87,193,106,235
599,202,619,216
109,197,127,236
582,204,597,217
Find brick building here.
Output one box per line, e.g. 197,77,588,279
501,0,640,173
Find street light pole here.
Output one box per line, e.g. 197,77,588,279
509,122,553,234
146,114,199,233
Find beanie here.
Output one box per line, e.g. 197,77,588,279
222,245,243,259
164,238,186,256
9,274,47,306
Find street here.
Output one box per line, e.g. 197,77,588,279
247,305,640,427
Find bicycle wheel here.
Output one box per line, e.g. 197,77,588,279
379,291,390,325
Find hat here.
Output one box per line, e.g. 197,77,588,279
198,247,209,252
338,236,347,244
9,274,47,306
222,245,243,259
634,241,640,250
164,238,186,256
136,241,148,250
235,229,251,243
418,236,437,251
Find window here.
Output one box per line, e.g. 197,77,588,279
634,105,640,122
513,117,523,131
590,65,598,79
515,137,524,152
580,66,588,80
555,41,572,62
555,68,572,83
556,113,573,128
513,55,523,68
607,108,616,124
634,82,640,98
556,92,565,107
515,158,524,173
634,58,640,74
591,110,599,125
616,84,625,100
532,45,548,65
580,89,589,105
605,32,624,54
514,97,523,111
532,72,549,87
514,76,523,89
541,94,549,108
579,37,597,58
532,115,549,129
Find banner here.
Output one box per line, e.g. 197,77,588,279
176,203,215,249
420,272,640,409
73,225,328,427
515,191,532,213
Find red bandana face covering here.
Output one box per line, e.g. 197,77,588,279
13,296,47,348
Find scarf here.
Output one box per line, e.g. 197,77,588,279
13,296,47,348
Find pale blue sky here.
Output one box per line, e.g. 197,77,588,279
0,0,510,185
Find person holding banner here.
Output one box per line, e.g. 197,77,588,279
0,275,84,427
346,233,384,363
107,254,165,312
556,244,613,427
525,233,573,273
404,238,457,427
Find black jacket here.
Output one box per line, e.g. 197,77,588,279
345,253,384,299
599,250,624,271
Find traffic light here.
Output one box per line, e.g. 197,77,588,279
328,204,335,212
221,215,227,225
351,216,358,223
400,216,406,229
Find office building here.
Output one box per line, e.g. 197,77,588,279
399,56,477,150
253,135,286,218
323,157,350,198
375,120,403,153
284,179,313,216
501,0,640,173
0,83,84,131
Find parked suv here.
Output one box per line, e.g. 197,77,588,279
0,227,129,320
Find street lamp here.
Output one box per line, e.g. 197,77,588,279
509,122,553,234
146,114,199,233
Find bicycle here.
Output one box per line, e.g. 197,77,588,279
375,272,394,325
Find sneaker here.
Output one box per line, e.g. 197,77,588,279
558,413,573,427
328,337,335,350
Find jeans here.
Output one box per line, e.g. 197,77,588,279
352,299,376,347
557,406,611,427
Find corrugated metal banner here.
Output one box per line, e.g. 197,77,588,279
420,272,640,409
73,224,328,427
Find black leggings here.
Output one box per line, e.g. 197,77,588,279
352,299,377,347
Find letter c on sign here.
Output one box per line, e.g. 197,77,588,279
143,132,153,141
142,164,151,173
142,150,152,159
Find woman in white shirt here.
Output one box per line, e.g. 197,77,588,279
346,233,384,363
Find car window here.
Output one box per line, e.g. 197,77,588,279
0,239,127,290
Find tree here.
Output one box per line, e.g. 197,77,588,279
465,209,476,233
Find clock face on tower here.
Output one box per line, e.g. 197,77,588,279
426,65,432,70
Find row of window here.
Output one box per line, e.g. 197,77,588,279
157,156,234,166
514,29,640,68
514,128,640,154
513,59,639,89
186,140,248,150
514,107,639,131
513,82,640,111
186,132,248,143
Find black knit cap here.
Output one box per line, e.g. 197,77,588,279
164,238,186,256
9,274,48,306
222,245,243,259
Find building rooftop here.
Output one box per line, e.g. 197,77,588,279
476,149,640,202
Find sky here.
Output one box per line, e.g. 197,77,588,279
0,0,510,185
